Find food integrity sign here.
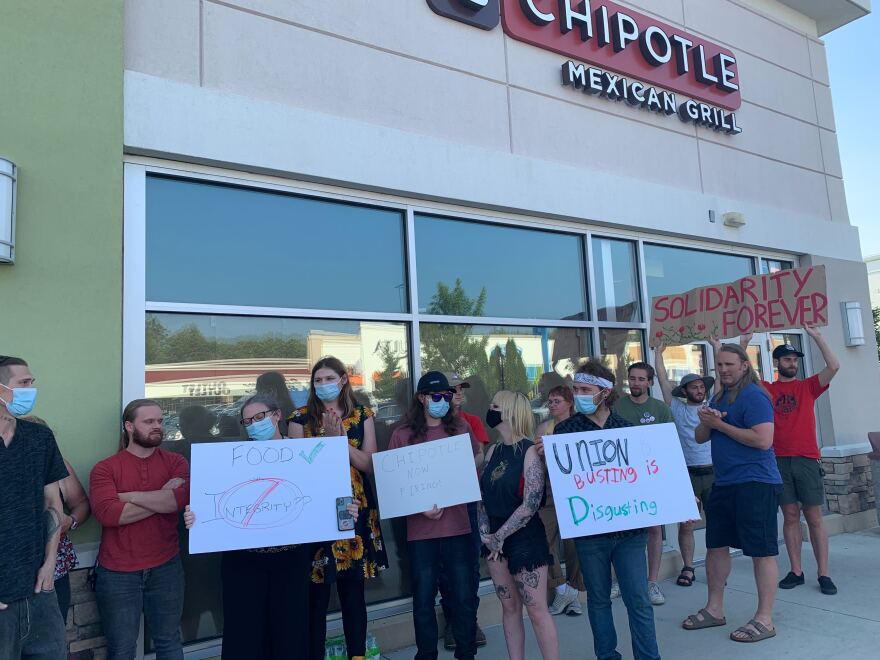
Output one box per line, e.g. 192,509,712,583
427,0,743,133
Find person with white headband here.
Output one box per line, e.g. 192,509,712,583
539,359,661,660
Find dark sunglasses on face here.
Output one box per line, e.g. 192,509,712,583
425,391,454,403
240,408,278,426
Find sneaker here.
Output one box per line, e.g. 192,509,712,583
818,576,838,595
549,584,580,615
443,623,455,651
779,571,805,589
610,582,621,599
648,581,666,606
567,592,583,616
476,624,487,647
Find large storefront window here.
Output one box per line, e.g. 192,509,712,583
644,243,754,300
598,328,644,392
591,237,641,323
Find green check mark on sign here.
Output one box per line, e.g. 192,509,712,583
299,441,326,464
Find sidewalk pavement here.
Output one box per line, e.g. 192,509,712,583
383,529,880,659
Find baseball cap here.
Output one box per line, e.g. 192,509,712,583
772,344,804,360
441,372,471,389
416,371,451,393
672,373,715,398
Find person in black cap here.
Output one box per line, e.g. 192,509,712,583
388,371,483,660
739,326,840,595
655,345,716,589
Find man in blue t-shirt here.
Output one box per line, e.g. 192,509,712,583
681,343,780,645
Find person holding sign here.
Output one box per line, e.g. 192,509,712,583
549,360,661,660
388,371,482,660
288,357,387,660
683,343,780,644
479,390,559,660
654,346,716,590
536,385,586,616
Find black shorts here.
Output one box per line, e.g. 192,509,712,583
705,482,782,557
484,518,553,574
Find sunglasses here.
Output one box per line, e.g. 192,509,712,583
240,408,278,426
424,391,454,403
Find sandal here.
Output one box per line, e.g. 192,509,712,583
730,619,776,643
682,608,726,630
677,566,695,587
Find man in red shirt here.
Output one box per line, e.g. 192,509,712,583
90,399,189,659
762,326,840,595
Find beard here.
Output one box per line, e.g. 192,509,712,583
629,386,644,397
778,365,798,378
685,391,705,404
132,428,163,448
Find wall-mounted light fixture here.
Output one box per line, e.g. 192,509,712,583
841,301,865,347
722,211,746,228
0,157,17,264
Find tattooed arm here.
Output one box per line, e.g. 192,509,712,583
35,482,64,592
485,446,544,553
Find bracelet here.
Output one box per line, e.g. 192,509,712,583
69,515,79,531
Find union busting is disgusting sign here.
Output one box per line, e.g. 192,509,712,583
649,265,828,347
188,436,354,554
543,424,698,539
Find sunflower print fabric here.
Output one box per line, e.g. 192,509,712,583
291,404,388,582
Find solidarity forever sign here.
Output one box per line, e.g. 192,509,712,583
188,437,354,554
544,424,698,538
649,265,827,347
372,434,481,519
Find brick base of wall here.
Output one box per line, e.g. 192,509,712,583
822,453,875,514
66,568,107,659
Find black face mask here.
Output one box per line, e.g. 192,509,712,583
485,409,503,429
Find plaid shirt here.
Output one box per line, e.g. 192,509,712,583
553,410,645,540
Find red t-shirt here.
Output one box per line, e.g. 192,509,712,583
388,419,480,542
90,447,189,571
460,410,489,445
764,375,828,459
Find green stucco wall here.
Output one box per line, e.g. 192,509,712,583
0,1,123,542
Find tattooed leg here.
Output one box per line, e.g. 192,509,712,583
488,557,526,660
518,565,560,660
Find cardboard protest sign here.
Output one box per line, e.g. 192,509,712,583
649,265,827,347
188,436,353,554
544,424,699,538
371,433,481,519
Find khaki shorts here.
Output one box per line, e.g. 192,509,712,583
777,456,825,507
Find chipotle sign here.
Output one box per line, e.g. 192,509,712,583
427,0,742,111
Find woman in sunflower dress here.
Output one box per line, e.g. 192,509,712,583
289,356,387,660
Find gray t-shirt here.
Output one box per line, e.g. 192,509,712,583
670,398,712,467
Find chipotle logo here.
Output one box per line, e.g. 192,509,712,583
428,0,741,112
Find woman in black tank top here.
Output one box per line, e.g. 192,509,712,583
478,391,559,660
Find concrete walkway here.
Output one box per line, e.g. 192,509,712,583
383,529,880,659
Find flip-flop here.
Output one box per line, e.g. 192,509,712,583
730,619,776,643
677,566,695,587
682,608,726,630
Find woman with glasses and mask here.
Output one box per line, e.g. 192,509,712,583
388,371,483,660
288,357,387,660
479,390,559,660
183,393,358,660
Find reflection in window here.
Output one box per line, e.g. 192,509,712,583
598,329,644,394
415,214,587,320
761,259,794,275
144,313,411,647
660,344,708,385
146,176,408,312
592,237,641,322
745,344,765,381
644,244,754,300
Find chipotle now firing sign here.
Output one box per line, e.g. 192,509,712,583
649,266,828,347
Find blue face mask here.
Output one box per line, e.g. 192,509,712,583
427,399,450,419
574,393,601,416
315,382,341,402
1,385,38,418
246,416,277,441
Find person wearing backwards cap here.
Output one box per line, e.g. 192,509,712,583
388,372,483,660
655,344,716,590
543,359,661,660
736,326,840,595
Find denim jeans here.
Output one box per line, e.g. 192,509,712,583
575,532,660,660
0,590,67,660
96,555,185,660
439,503,481,625
408,533,478,660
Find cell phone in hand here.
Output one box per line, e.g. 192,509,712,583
336,496,355,531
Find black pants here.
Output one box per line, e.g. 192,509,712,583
221,546,312,660
308,576,367,660
55,573,71,623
